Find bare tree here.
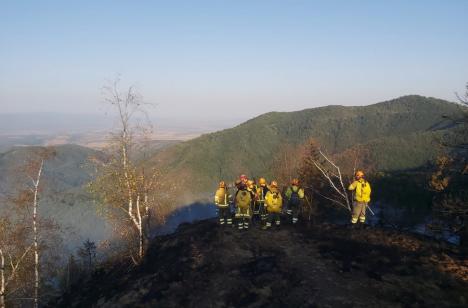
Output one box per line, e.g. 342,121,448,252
429,83,468,253
455,82,468,105
312,150,352,212
299,139,353,212
23,148,55,308
30,159,42,308
89,78,166,263
0,218,33,308
0,147,60,307
77,239,97,273
271,142,305,187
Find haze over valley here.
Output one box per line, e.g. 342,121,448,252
1,1,467,307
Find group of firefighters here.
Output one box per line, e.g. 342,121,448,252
214,171,372,230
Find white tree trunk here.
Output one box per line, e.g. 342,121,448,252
144,193,151,239
312,151,351,211
0,248,5,308
32,160,43,308
136,195,143,259
121,133,144,260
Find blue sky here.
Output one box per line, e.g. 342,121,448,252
1,0,467,121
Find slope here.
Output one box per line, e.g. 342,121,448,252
152,95,464,192
52,220,468,307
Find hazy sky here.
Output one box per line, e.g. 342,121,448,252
1,0,467,121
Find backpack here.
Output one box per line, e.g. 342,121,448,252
267,191,282,213
236,190,251,209
289,186,301,207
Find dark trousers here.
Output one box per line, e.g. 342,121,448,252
218,206,232,225
266,212,281,227
289,202,300,223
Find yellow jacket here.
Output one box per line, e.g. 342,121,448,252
214,188,230,207
348,179,371,203
265,188,283,213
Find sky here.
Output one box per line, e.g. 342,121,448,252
1,0,468,122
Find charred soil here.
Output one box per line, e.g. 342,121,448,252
52,220,468,307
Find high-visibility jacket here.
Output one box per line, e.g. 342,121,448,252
265,188,283,213
235,189,252,209
214,188,230,207
348,179,371,203
256,185,269,202
285,185,305,200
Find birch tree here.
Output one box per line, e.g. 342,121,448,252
0,217,32,308
29,159,42,308
300,139,352,212
89,78,164,263
22,148,56,308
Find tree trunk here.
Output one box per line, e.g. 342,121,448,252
0,248,5,308
144,193,151,239
32,160,43,308
136,195,143,260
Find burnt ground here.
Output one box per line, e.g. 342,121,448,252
52,219,468,308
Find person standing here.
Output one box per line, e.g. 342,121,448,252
263,181,283,229
285,178,305,224
235,179,252,230
214,181,232,226
348,170,372,226
255,177,269,224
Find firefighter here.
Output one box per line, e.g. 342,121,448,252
348,170,372,226
235,179,252,230
240,174,248,186
247,179,257,218
214,181,232,226
263,181,283,229
255,177,269,224
285,178,305,224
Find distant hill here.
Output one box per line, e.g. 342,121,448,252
151,95,465,192
0,144,112,251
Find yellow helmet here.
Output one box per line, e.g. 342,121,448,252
258,177,266,185
355,170,365,178
270,180,278,188
219,181,226,188
291,178,299,186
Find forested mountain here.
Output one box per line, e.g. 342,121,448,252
0,95,464,248
151,95,465,192
0,144,113,250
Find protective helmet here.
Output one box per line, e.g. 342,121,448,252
247,180,254,186
258,177,267,185
355,170,365,178
270,181,278,188
291,178,299,185
240,174,248,182
219,181,226,188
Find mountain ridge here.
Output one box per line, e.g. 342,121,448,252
151,95,464,193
